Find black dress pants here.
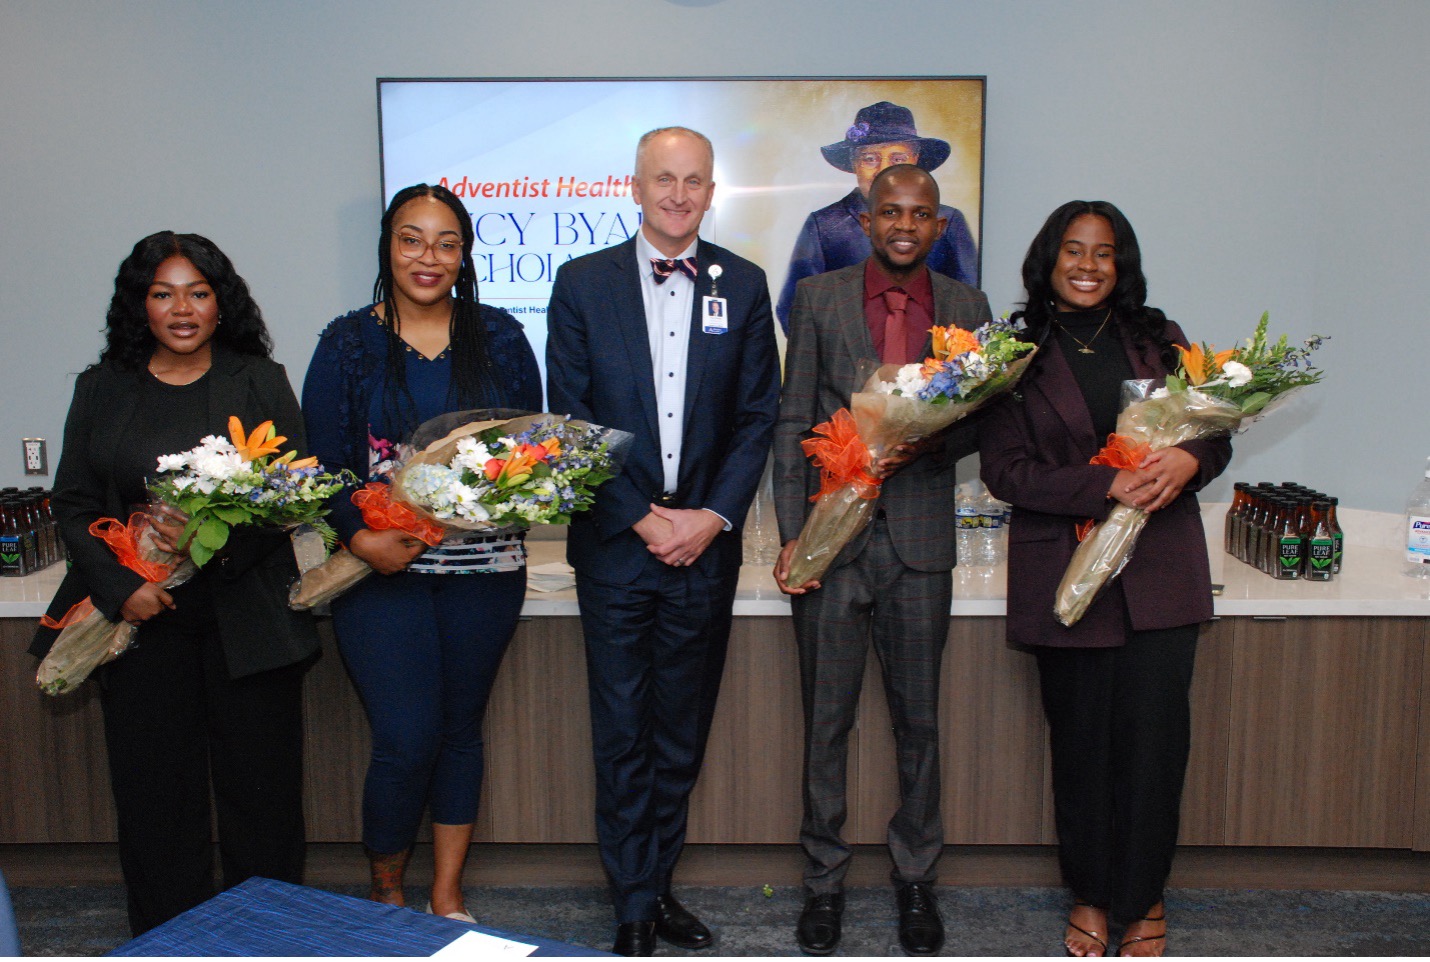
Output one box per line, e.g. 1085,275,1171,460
98,581,306,935
1034,624,1199,926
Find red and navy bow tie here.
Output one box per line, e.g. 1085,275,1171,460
650,257,698,284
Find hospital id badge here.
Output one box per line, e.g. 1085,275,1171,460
701,296,729,334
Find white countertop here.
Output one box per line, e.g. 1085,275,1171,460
5,506,1429,619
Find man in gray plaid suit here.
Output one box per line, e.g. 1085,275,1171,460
773,165,991,957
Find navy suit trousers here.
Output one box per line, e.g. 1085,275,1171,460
576,553,739,922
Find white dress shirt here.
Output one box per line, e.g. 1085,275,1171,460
635,231,697,496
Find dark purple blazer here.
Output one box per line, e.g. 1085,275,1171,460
979,320,1231,648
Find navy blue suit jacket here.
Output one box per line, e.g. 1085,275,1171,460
546,236,781,584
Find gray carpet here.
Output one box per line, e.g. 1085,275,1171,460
11,883,1430,956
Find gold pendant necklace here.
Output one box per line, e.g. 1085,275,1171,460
1056,307,1113,354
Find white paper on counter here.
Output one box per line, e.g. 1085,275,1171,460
526,561,576,592
431,928,537,957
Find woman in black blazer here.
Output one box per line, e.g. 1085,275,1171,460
980,203,1231,957
32,232,319,936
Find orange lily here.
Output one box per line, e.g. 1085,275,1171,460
228,416,286,461
272,450,320,470
929,325,981,362
484,445,546,486
1175,344,1235,386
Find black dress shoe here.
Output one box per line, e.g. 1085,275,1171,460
655,892,713,949
612,921,655,957
896,882,944,956
796,892,844,955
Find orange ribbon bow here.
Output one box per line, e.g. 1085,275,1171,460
351,482,445,547
1075,434,1152,541
39,514,182,629
801,408,882,502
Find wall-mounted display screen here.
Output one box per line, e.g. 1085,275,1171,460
379,77,985,374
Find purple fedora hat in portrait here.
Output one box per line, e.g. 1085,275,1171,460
820,101,952,173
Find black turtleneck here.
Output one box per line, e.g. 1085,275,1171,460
1052,310,1136,442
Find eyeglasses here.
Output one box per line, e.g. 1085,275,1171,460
393,233,463,263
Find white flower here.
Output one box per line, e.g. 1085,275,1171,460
193,451,246,481
879,363,928,396
156,453,189,473
956,351,989,383
1222,360,1253,388
1149,386,1171,399
196,435,236,456
452,437,494,472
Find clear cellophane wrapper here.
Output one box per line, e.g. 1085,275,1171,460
1053,381,1246,627
37,516,196,696
289,411,632,610
786,355,1033,587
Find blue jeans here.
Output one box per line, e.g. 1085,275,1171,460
332,568,525,853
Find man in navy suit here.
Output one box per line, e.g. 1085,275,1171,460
546,127,780,957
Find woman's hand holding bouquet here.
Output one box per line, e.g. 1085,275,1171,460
38,417,350,695
288,410,633,610
1054,313,1327,627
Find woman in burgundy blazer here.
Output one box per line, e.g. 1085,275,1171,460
980,201,1231,958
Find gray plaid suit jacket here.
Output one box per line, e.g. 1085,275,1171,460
773,261,992,574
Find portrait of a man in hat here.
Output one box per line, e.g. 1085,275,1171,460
775,101,980,331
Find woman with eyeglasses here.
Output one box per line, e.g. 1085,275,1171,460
302,184,541,920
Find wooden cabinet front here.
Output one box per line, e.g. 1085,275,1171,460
3,615,1427,851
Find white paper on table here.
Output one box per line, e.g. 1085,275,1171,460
526,561,576,592
431,928,537,957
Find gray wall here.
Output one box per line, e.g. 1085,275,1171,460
2,0,1426,509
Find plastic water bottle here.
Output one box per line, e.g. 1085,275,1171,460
1405,457,1430,578
976,490,1003,565
992,497,1011,564
955,484,979,563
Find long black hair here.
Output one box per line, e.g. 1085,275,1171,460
374,183,497,435
98,231,272,370
1012,200,1178,369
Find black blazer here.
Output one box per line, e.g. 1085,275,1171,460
31,347,320,679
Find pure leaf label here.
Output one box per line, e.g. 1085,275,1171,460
0,552,19,565
1309,540,1333,569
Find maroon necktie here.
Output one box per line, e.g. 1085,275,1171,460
882,288,910,363
651,257,698,284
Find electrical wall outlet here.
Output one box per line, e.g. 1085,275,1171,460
23,438,48,475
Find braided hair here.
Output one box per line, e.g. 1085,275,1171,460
1012,200,1178,370
373,183,498,435
98,231,273,371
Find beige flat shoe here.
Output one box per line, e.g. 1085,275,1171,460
425,901,477,924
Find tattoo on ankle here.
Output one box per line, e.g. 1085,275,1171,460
367,847,411,898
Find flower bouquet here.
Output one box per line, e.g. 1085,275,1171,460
1053,313,1326,627
786,319,1036,586
288,410,633,610
37,418,350,695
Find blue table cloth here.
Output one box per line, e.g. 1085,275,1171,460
109,877,607,957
